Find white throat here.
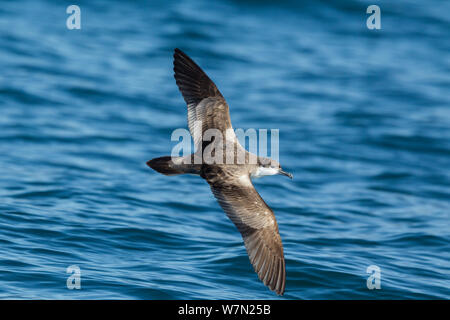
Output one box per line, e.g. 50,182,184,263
251,166,279,178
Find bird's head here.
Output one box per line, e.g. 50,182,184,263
252,157,293,179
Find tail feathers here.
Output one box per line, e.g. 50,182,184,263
146,156,199,176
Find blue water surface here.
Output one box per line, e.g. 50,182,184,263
0,0,449,299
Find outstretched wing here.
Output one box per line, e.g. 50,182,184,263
173,48,234,148
207,173,286,295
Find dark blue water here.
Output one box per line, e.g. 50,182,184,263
0,0,449,299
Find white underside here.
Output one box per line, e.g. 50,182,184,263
251,166,279,178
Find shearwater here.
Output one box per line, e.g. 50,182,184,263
147,48,293,295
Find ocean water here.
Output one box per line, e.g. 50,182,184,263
0,0,449,299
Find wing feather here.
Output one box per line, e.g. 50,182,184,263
173,49,233,147
208,174,286,295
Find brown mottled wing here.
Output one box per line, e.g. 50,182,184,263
208,173,286,295
173,48,233,147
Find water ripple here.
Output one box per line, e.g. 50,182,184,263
0,0,448,299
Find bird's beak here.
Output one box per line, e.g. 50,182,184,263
279,169,293,179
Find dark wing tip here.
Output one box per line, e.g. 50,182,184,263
174,47,186,57
173,48,188,64
257,249,286,296
173,48,223,105
244,228,286,295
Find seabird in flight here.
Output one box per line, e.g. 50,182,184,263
147,48,293,295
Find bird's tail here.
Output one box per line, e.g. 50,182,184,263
146,156,200,176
